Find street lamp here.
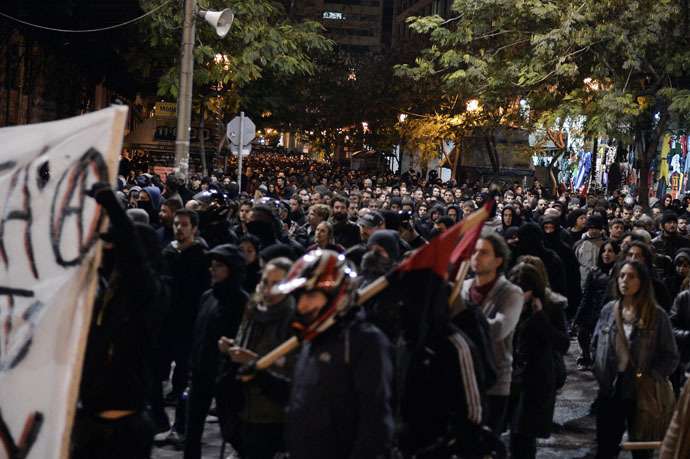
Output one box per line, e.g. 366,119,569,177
174,0,234,177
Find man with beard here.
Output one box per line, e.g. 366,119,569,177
159,209,211,443
330,196,361,249
358,210,386,244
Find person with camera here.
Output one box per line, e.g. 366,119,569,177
398,209,428,249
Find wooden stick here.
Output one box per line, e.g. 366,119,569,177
243,275,392,379
620,441,662,450
356,276,391,305
448,260,470,308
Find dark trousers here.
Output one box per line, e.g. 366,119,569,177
596,391,652,459
487,394,509,435
183,372,216,459
577,326,593,364
236,421,286,459
71,409,154,459
510,432,536,459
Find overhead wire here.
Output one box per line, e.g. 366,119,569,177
0,0,171,33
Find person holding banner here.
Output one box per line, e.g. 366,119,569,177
71,183,168,459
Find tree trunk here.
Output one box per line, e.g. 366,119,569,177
484,132,500,182
637,110,669,208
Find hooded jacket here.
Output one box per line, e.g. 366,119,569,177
80,188,168,412
517,223,568,298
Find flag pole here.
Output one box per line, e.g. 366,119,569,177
244,200,494,376
448,259,470,307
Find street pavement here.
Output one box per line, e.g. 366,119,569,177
152,337,655,458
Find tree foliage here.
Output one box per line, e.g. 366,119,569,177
397,0,690,196
127,0,333,114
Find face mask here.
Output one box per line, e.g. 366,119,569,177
361,251,393,280
247,220,276,245
137,200,153,216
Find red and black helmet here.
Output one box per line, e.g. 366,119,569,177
276,249,358,340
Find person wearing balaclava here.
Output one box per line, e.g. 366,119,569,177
516,222,567,298
360,229,401,342
185,244,249,459
137,185,162,226
541,214,581,320
247,203,305,257
72,183,168,459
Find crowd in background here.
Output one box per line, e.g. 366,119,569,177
72,149,690,459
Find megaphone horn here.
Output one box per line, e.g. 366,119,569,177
199,8,234,39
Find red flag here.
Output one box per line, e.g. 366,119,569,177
450,200,495,266
396,199,495,278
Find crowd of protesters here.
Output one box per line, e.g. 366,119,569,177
71,149,690,459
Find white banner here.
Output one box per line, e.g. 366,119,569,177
0,106,127,459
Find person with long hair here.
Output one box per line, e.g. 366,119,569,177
592,260,679,459
574,239,620,371
305,221,345,253
506,263,570,459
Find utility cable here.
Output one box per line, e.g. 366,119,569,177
0,0,171,33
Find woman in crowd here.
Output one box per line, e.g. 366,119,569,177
592,260,679,459
506,262,570,459
574,239,620,371
305,221,345,253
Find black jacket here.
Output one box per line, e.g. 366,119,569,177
200,219,239,249
510,292,569,438
162,241,210,340
670,290,690,365
189,279,249,376
575,265,614,330
331,218,362,249
79,189,168,412
258,319,394,459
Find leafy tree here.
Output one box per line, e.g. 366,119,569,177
397,0,690,203
128,0,333,119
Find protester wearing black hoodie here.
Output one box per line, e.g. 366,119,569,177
541,215,582,320
185,244,249,459
72,184,168,459
516,223,568,298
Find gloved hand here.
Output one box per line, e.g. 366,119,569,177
86,182,114,204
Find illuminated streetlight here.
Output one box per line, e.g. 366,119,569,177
466,99,479,112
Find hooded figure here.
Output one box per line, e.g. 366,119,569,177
139,185,162,226
74,184,168,459
360,229,401,342
516,223,568,298
185,244,249,459
499,206,521,236
541,215,582,319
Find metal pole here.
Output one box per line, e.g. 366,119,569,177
238,111,244,191
174,0,197,178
